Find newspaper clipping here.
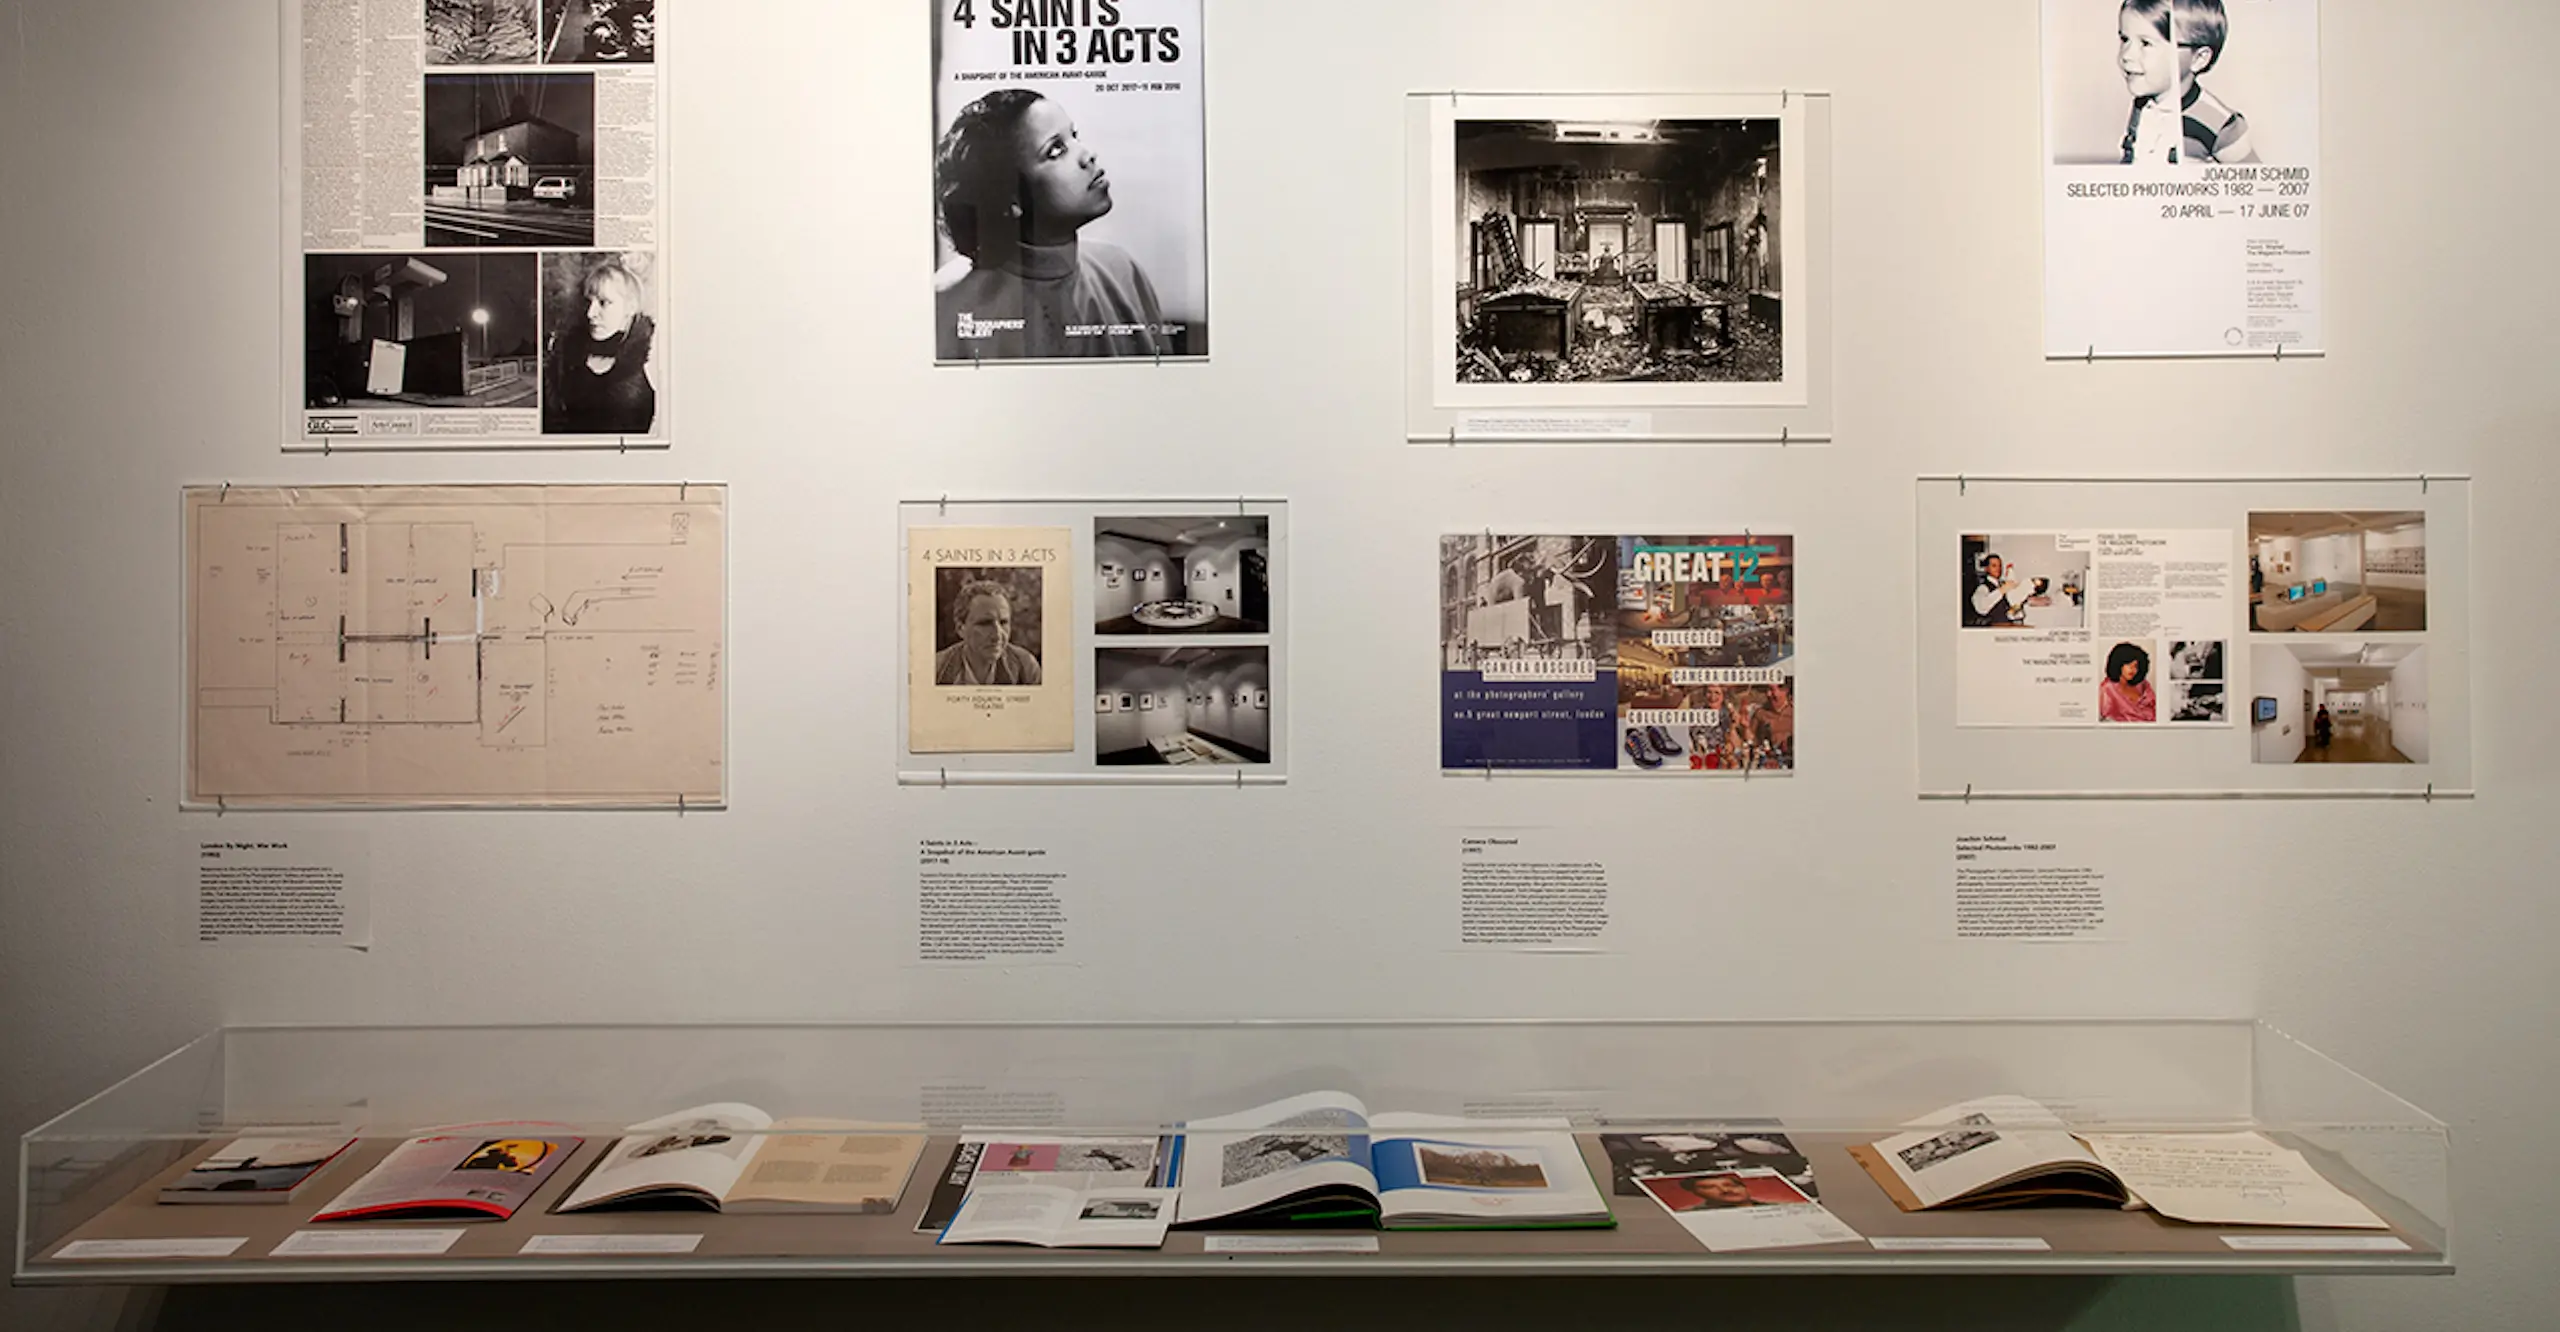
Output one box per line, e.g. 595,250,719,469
1441,533,1796,774
290,0,667,447
2042,0,2321,356
930,0,1208,363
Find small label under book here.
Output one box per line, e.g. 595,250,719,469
1203,1234,1380,1255
1457,412,1653,439
55,1237,247,1260
1868,1236,2052,1253
2221,1234,2410,1253
520,1233,703,1256
270,1228,464,1257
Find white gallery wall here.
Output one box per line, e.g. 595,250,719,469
2,2,2555,1329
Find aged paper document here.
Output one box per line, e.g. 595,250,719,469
187,485,723,806
2082,1132,2388,1230
906,527,1073,754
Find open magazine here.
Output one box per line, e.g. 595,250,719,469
311,1124,582,1222
1174,1092,1611,1230
939,1178,1179,1249
1850,1095,2388,1229
557,1103,927,1215
916,1134,1175,1235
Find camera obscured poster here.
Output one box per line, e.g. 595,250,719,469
1955,531,2233,728
1440,534,1796,775
930,0,1207,363
287,0,668,448
908,527,1075,754
2042,0,2321,357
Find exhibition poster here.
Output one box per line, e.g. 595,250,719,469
2042,0,2322,356
1956,531,2232,728
1441,534,1795,774
185,484,726,807
930,0,1208,362
290,0,667,447
1429,94,1809,411
907,526,1076,755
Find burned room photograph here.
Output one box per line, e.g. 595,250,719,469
1094,517,1270,636
425,0,539,66
422,72,595,248
304,251,539,411
1095,647,1269,767
1454,116,1781,386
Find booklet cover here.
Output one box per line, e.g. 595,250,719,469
310,1126,582,1222
159,1133,358,1204
939,1177,1178,1249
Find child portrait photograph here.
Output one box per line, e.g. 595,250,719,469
2045,0,2322,166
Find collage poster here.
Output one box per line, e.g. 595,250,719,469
908,526,1075,754
2042,0,2322,356
1441,534,1795,774
930,0,1209,363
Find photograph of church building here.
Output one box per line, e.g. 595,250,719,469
1454,116,1781,385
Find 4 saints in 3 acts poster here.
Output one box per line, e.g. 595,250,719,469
908,527,1075,754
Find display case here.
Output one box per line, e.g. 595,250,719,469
17,1020,2448,1282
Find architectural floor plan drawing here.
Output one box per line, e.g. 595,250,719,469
187,485,725,806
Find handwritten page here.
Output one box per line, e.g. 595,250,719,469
2080,1132,2388,1229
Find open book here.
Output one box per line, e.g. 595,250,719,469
557,1103,927,1215
1850,1095,2389,1229
160,1132,357,1204
311,1125,582,1222
1174,1092,1612,1230
938,1177,1179,1249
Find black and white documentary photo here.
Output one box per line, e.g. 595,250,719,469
2168,681,2227,723
1077,1198,1163,1221
932,568,1048,688
303,252,540,410
1440,535,1618,670
426,0,539,65
1599,1131,1817,1200
929,0,1207,362
1095,517,1270,635
1896,1122,2001,1173
1096,647,1269,767
423,72,595,247
540,250,659,435
544,0,655,64
2045,0,2319,166
1453,115,1782,387
2167,639,2226,682
1219,1132,1349,1188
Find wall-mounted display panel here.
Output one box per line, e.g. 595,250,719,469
899,501,1286,784
283,0,671,448
184,484,726,808
1406,92,1832,444
1916,478,2468,797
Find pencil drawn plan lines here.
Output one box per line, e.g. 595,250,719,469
187,485,725,807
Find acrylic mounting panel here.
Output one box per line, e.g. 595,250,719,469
899,500,1288,784
1406,91,1832,444
282,0,672,449
2041,0,2323,357
185,484,726,808
1915,477,2469,798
